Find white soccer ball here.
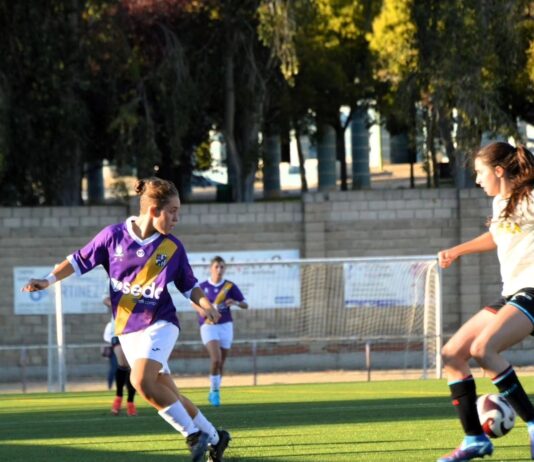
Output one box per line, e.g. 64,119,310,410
476,393,516,438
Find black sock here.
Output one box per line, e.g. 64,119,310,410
449,375,483,435
125,369,136,402
115,366,128,398
493,366,534,422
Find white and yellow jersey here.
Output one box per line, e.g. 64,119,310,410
490,192,534,296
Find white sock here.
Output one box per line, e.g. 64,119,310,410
210,374,221,391
158,401,199,437
193,411,219,445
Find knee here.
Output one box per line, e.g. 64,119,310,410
470,337,492,364
441,343,461,367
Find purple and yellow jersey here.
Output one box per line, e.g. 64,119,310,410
68,217,198,335
197,279,245,326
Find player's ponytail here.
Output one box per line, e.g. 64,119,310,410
135,177,179,211
475,142,534,220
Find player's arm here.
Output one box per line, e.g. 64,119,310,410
190,286,221,323
225,299,248,310
438,231,496,269
225,284,248,309
21,259,75,292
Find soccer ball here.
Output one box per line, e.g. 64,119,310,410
476,393,516,438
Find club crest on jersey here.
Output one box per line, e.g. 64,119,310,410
136,249,145,258
156,254,168,268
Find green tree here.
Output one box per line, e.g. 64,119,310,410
285,0,377,191
370,0,534,188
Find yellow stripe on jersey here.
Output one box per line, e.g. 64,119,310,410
115,238,178,335
214,282,234,305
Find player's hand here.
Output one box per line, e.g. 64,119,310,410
21,278,49,292
204,305,221,324
225,299,236,307
438,249,458,269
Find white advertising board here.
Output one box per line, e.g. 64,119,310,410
14,266,109,315
343,261,425,308
170,249,301,311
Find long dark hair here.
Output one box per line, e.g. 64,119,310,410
474,142,534,220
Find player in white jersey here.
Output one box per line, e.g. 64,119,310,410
22,177,231,462
195,256,248,406
437,142,534,462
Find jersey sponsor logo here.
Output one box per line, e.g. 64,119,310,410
496,221,522,234
110,277,164,299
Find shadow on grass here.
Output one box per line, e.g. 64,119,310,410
0,395,452,439
0,392,458,461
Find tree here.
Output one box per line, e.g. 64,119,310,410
370,0,534,188
287,0,377,191
0,1,90,205
214,0,294,202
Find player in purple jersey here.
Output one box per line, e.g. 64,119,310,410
195,256,248,406
22,177,231,462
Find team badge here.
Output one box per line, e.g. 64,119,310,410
136,249,145,258
155,254,167,268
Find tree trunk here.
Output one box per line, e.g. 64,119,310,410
222,40,242,202
294,124,308,193
59,145,83,205
428,108,439,188
335,123,347,191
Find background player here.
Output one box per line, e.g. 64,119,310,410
103,296,137,416
22,177,230,462
437,142,534,462
195,256,248,406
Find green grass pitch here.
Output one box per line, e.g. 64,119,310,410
1,378,533,461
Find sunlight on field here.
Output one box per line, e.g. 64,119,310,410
1,380,533,461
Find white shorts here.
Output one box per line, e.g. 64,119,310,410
200,322,234,349
118,320,179,374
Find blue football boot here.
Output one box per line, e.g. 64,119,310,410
437,436,493,462
185,431,209,462
209,390,221,407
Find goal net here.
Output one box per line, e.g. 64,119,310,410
173,255,442,379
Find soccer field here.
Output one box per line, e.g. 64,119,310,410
1,379,532,462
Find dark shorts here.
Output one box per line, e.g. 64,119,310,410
111,336,121,347
484,287,534,334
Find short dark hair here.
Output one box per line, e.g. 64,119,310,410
210,255,225,265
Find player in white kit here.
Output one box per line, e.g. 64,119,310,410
437,142,534,462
